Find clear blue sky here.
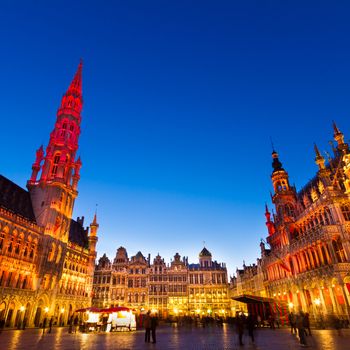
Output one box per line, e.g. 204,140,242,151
1,1,350,276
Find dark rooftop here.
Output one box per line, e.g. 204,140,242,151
0,175,36,223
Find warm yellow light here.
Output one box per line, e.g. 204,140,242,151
314,298,321,306
220,309,225,314
44,307,49,313
195,309,200,314
207,309,212,314
288,302,294,309
273,293,276,297
20,306,25,312
151,309,157,314
174,308,178,314
60,308,65,313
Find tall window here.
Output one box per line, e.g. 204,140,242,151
341,205,350,221
0,232,5,250
332,238,345,263
51,153,60,177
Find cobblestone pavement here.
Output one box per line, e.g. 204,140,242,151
1,325,349,350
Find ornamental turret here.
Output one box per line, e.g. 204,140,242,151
270,150,297,224
333,121,349,154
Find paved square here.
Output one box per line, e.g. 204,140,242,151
1,325,349,350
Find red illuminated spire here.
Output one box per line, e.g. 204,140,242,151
67,59,83,97
58,60,83,119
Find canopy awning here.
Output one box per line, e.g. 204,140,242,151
75,307,101,313
231,294,276,304
100,307,131,313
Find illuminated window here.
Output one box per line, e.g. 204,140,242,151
51,153,60,177
341,205,350,221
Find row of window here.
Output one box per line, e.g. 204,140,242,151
0,271,30,289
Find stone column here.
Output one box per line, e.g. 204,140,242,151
329,285,341,315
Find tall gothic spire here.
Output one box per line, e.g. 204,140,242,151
67,59,83,97
27,63,85,239
58,60,83,119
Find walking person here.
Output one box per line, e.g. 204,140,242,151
144,311,151,343
296,311,307,347
235,312,245,346
304,313,311,336
42,317,47,335
246,313,255,343
288,312,297,334
48,317,53,333
151,312,158,343
73,315,79,333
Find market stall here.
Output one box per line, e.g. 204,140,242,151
75,306,136,332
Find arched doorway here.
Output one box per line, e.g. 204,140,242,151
0,302,6,322
6,302,15,327
34,299,44,327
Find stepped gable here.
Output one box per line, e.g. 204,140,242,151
0,175,36,223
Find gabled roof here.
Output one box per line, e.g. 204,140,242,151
0,175,36,223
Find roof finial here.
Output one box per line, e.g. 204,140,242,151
92,204,98,225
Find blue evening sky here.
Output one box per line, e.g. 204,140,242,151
1,1,350,276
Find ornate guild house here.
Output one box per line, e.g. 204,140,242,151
93,247,230,318
0,63,98,328
260,124,350,319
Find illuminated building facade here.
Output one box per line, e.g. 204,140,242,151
260,124,350,319
93,247,230,317
0,63,98,327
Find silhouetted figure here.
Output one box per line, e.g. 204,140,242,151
236,313,245,346
303,313,311,336
0,318,5,334
42,317,47,335
144,311,151,343
22,317,27,330
246,313,255,343
68,316,73,333
288,312,297,334
296,311,307,347
151,313,158,343
73,315,79,333
48,317,53,333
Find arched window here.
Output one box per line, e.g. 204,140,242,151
275,181,282,192
51,153,60,177
324,207,334,225
60,122,67,137
0,232,5,251
332,238,345,263
341,205,350,221
285,203,295,218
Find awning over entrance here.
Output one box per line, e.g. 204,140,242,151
232,294,275,304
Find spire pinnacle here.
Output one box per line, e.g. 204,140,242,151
67,60,83,97
333,120,341,136
314,143,323,159
314,143,325,170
